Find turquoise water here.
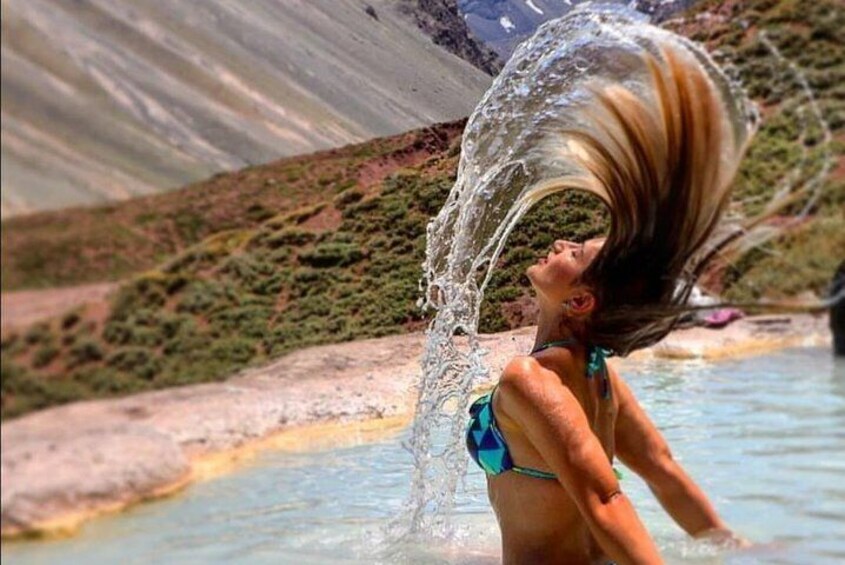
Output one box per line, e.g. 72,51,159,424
3,347,844,564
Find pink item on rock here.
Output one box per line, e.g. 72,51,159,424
702,308,744,328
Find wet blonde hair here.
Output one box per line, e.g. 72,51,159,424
559,45,752,356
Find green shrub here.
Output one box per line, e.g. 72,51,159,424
340,197,380,220
2,358,34,397
176,280,233,314
68,339,104,367
264,227,316,248
2,359,88,419
248,271,286,296
245,203,275,222
209,338,255,364
0,333,20,352
102,318,164,348
334,188,365,209
163,329,213,356
290,268,334,297
219,256,287,297
267,248,292,264
261,204,325,231
109,276,168,321
24,322,52,346
173,211,207,241
106,347,162,380
161,249,220,274
72,366,141,394
207,305,273,339
298,243,364,268
162,231,249,274
61,310,81,330
724,213,845,301
32,345,60,368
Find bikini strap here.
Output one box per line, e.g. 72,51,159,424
533,339,613,399
587,344,614,399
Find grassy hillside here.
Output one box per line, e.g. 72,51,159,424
666,0,844,300
2,0,843,419
1,124,463,290
0,137,607,418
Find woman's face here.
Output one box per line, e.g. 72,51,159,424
526,237,605,305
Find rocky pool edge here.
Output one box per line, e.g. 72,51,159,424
0,314,832,540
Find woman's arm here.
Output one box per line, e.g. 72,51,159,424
498,356,663,565
612,368,748,547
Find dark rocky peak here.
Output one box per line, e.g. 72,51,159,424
457,0,697,60
395,0,505,76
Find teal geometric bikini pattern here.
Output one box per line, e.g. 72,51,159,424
587,344,614,400
465,340,623,481
465,385,558,479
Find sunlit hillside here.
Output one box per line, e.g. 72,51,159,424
2,0,843,419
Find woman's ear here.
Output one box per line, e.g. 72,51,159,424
566,292,596,317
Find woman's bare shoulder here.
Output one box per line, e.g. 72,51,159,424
505,347,580,374
497,354,595,441
502,351,575,379
500,351,577,401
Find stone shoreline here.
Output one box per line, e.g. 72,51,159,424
0,314,831,539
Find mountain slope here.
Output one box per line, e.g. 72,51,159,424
0,0,492,218
2,0,843,420
663,0,844,301
2,120,464,290
398,0,504,75
457,0,696,59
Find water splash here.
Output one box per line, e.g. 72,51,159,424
384,2,758,550
661,12,836,273
746,32,833,231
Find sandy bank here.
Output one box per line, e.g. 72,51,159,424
0,314,831,539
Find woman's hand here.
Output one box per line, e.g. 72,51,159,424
693,526,752,550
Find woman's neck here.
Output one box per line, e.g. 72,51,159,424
532,302,580,353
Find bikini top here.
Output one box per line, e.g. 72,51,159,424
465,338,623,480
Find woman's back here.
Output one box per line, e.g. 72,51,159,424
484,344,621,564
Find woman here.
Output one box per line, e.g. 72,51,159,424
465,45,753,564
